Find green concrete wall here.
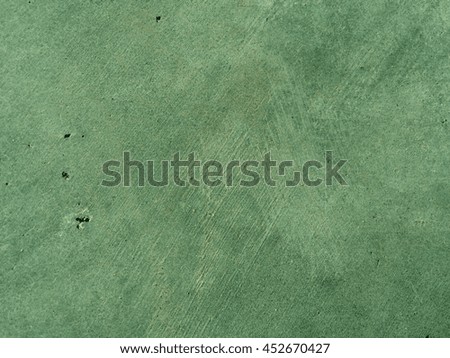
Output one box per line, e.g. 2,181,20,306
1,0,449,337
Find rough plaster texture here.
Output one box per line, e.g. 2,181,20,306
1,0,449,337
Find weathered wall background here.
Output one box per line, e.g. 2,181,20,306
1,0,449,337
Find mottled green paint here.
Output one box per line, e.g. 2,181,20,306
0,0,449,337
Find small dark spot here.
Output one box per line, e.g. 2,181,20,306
27,144,31,148
425,335,430,338
5,182,9,186
62,171,69,180
266,17,268,21
64,133,71,139
156,16,161,22
81,135,85,138
77,202,81,206
75,216,90,229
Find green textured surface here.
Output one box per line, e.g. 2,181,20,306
1,0,449,337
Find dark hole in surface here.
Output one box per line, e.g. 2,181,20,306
62,171,69,179
75,216,90,229
64,133,71,138
156,16,161,22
